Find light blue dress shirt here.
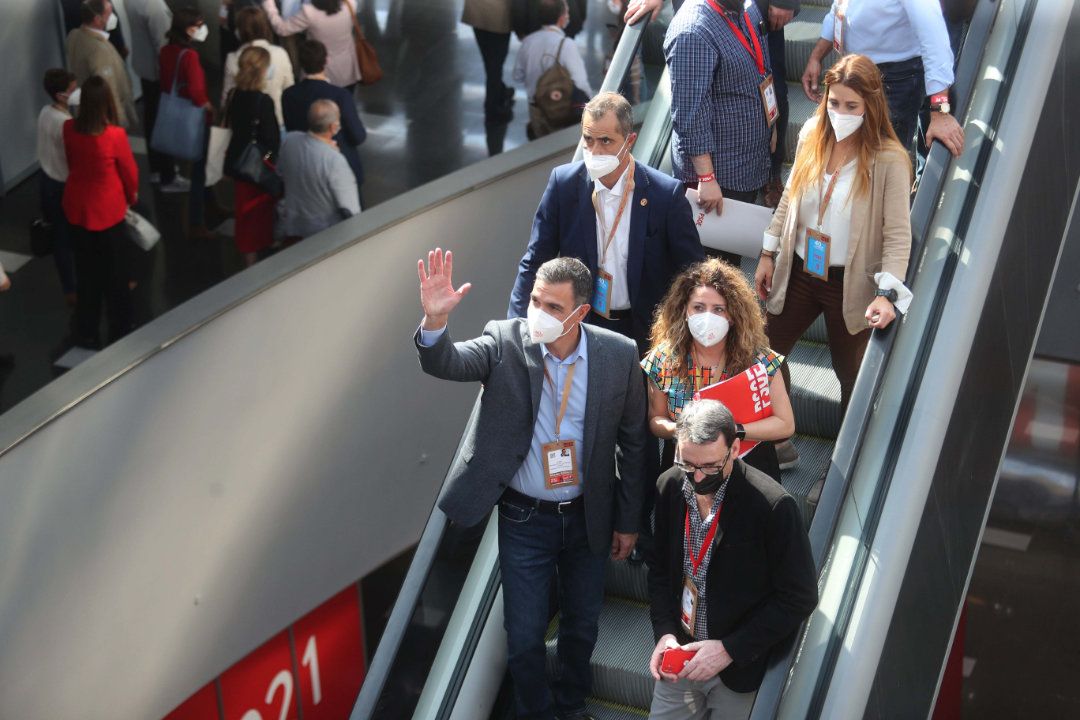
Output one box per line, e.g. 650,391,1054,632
418,322,590,501
821,0,954,96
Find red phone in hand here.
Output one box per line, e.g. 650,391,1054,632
660,647,698,675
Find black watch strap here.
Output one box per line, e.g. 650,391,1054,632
875,287,899,303
735,423,746,441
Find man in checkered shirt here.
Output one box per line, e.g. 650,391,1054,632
664,0,775,221
646,400,816,718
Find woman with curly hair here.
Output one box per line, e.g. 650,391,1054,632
642,257,795,480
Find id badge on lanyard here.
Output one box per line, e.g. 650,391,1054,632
711,4,775,126
834,0,849,54
804,162,844,280
680,576,698,635
542,363,580,490
590,163,635,319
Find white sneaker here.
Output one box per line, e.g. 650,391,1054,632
160,176,191,193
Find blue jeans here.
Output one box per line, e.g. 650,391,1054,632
498,496,608,720
878,56,925,155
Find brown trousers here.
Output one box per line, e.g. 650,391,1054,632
766,258,871,414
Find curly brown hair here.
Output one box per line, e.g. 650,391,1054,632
648,258,768,379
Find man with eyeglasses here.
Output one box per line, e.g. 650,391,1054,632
646,399,816,718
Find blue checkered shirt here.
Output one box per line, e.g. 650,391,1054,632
664,0,773,191
681,471,732,641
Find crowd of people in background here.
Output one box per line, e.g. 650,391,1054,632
35,0,369,356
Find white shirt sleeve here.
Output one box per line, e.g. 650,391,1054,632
566,45,593,97
899,0,955,95
762,232,781,253
418,325,447,347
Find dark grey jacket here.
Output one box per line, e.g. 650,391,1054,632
416,318,649,556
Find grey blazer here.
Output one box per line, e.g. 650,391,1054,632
416,318,649,556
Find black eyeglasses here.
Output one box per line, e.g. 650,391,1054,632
674,451,731,477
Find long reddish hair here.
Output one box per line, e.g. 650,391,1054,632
788,54,910,202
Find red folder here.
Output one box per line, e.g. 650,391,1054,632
692,361,773,457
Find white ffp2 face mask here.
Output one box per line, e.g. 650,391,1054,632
828,109,865,142
686,312,730,348
582,138,629,181
104,12,118,32
190,24,209,43
527,303,580,344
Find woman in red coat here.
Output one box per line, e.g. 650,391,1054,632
63,75,138,348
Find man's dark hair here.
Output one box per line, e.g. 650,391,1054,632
676,400,737,447
535,257,592,307
43,68,76,102
80,0,108,25
299,40,329,75
165,7,203,45
537,0,568,26
73,75,119,135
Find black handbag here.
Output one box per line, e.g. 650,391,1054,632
29,218,53,256
225,92,283,197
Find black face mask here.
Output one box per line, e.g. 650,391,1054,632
684,449,732,496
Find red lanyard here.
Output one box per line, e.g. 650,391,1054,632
705,1,767,77
685,504,722,576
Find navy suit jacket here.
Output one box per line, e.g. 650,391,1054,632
508,160,704,330
282,78,367,187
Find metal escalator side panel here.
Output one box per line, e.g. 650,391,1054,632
810,0,1080,716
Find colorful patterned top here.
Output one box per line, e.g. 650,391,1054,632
641,343,784,418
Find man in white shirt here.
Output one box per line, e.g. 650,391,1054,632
513,0,593,138
37,69,78,303
801,0,965,158
508,92,704,356
124,0,177,187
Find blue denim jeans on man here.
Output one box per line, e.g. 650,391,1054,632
498,495,608,720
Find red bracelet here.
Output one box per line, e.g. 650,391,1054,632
698,173,715,183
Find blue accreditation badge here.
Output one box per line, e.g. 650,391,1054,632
803,229,831,280
592,269,613,318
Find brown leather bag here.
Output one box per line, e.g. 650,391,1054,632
345,0,383,86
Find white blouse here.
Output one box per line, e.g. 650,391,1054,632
794,159,856,267
37,105,70,182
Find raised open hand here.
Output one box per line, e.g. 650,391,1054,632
417,248,472,329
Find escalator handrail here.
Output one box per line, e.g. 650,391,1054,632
748,1,1002,717
349,16,653,719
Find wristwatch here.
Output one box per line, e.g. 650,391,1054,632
735,423,746,441
930,92,951,114
875,287,899,303
760,249,777,260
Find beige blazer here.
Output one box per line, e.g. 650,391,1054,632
764,129,913,335
66,28,136,128
222,39,296,126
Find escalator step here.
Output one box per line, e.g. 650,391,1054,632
585,698,649,719
785,82,821,165
783,7,838,85
605,558,650,604
805,314,828,344
783,434,834,526
546,598,655,712
787,341,842,439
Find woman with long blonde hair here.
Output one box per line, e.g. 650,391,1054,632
755,53,913,415
642,258,795,480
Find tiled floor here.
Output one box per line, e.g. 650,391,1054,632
0,0,622,413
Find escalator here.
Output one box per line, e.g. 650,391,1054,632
352,0,1080,718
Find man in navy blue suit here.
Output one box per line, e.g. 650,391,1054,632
508,92,704,355
282,40,367,206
